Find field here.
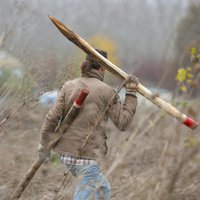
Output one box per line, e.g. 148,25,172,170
0,91,199,200
1,0,200,199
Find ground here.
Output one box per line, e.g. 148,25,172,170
0,97,200,200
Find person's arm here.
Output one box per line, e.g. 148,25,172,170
107,75,138,131
39,84,66,148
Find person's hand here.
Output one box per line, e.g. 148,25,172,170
38,144,51,160
125,74,139,94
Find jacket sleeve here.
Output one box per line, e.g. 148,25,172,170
40,84,66,147
107,90,137,131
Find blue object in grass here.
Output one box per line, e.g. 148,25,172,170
39,90,58,106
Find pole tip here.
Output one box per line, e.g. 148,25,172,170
183,117,199,130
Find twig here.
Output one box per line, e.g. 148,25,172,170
0,102,25,128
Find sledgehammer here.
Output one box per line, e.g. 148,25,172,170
48,15,198,130
10,89,89,199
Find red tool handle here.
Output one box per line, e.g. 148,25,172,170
183,116,199,130
75,88,89,107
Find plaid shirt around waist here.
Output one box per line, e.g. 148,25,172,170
60,153,96,165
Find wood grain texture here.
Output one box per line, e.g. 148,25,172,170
48,16,198,130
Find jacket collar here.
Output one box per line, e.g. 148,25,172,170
82,69,104,81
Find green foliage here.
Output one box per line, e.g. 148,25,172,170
50,152,60,166
0,67,34,97
176,68,187,83
185,134,199,148
0,53,34,97
175,46,200,95
175,4,200,63
175,47,199,144
175,67,193,92
172,101,188,107
190,47,197,55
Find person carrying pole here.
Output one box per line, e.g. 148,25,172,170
38,49,139,200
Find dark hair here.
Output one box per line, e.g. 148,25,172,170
86,49,107,70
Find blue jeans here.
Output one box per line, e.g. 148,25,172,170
66,163,111,200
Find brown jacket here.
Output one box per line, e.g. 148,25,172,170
40,69,137,159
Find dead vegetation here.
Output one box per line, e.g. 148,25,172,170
0,1,200,199
0,61,199,199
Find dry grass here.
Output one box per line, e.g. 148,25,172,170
0,59,200,200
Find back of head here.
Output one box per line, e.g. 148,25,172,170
81,49,108,74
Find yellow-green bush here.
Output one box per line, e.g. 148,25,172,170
0,52,33,97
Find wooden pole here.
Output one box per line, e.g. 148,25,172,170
48,16,198,130
10,89,89,200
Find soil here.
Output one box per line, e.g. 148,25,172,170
0,99,200,200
